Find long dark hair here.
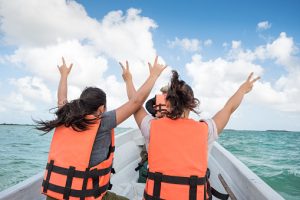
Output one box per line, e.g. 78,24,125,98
35,87,106,133
166,70,200,119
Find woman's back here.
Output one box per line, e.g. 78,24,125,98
148,117,208,176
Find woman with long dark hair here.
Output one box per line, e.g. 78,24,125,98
36,56,166,200
122,66,259,200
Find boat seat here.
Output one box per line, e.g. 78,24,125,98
110,131,145,199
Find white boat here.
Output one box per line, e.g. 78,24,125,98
0,129,284,200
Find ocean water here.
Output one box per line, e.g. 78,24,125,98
0,125,130,193
218,130,300,200
0,125,299,200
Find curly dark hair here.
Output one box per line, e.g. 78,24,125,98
166,70,200,119
35,87,106,133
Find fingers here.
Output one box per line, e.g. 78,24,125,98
126,60,129,70
247,72,254,82
148,62,152,71
119,61,130,72
69,63,73,71
163,65,168,71
119,62,125,71
251,76,260,83
247,72,260,83
62,57,66,65
154,55,158,65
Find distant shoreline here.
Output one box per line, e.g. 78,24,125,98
0,123,298,132
0,123,34,126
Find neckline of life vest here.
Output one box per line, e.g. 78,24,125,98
160,117,197,122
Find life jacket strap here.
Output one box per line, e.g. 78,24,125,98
63,166,75,199
206,169,229,200
43,160,54,193
143,190,165,200
43,160,114,198
153,172,162,199
80,168,90,200
145,171,207,200
147,171,207,185
210,187,229,200
109,146,115,153
42,179,110,198
154,104,167,113
107,167,115,190
45,161,113,178
189,175,198,200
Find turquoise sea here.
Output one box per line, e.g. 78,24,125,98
0,125,299,199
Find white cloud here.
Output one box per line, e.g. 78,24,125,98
7,40,109,87
254,32,298,67
4,92,36,112
231,40,241,49
168,37,201,52
204,39,212,47
1,1,161,84
222,42,228,48
186,32,300,118
9,76,52,103
0,0,99,46
257,21,272,31
0,0,170,125
186,54,264,115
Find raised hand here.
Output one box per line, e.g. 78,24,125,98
119,61,132,82
239,72,260,94
148,56,167,78
57,57,73,77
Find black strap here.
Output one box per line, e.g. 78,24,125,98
43,160,54,193
147,171,206,185
204,180,207,200
144,190,165,200
80,168,90,200
42,180,109,198
90,168,100,197
211,187,229,200
189,175,198,200
111,167,116,174
206,168,229,200
154,104,167,113
45,162,112,178
63,166,75,200
146,171,207,200
109,146,115,153
108,181,113,190
152,172,163,199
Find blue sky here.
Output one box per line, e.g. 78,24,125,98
0,0,300,131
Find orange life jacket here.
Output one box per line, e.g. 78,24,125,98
144,117,209,200
154,94,167,113
41,119,115,200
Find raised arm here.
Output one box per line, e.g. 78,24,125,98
119,61,150,128
57,57,73,108
213,72,260,135
116,56,167,126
